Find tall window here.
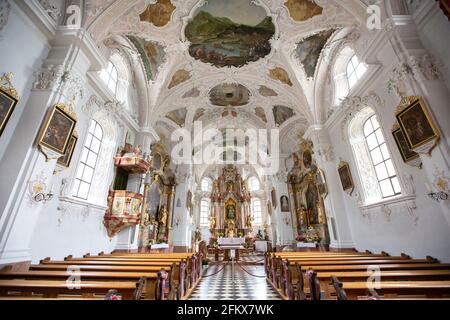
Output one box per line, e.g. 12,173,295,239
73,120,103,200
251,198,262,226
100,61,119,96
346,55,367,89
201,178,212,192
248,176,260,192
364,115,401,198
199,199,210,227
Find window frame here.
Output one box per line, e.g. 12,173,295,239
100,61,119,96
201,177,213,192
248,176,260,192
251,198,262,226
346,54,367,90
72,120,104,200
199,198,210,227
363,115,401,199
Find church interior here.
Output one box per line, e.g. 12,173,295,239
0,0,450,301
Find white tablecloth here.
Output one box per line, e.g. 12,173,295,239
218,237,245,246
296,242,317,248
255,240,268,252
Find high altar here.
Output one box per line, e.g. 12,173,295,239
287,140,330,245
209,165,253,239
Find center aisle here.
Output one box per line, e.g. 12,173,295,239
189,254,281,300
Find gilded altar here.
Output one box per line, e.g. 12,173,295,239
288,140,330,244
209,165,252,238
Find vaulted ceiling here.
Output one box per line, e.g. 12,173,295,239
83,0,369,149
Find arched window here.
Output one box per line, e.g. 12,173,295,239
364,115,401,198
346,54,367,89
100,61,119,96
251,198,262,226
199,198,210,227
201,177,212,192
73,120,104,200
248,176,260,192
349,108,402,204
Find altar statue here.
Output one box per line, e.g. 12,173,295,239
226,220,235,237
209,215,216,230
159,207,168,226
246,215,253,228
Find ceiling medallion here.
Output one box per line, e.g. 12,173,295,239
185,0,275,68
284,0,323,22
140,0,176,28
209,83,250,107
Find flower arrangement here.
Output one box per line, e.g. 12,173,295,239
305,227,321,243
296,234,306,242
237,232,244,238
218,232,225,238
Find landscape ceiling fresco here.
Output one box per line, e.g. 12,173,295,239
185,0,275,68
168,69,191,89
166,108,187,127
259,85,278,97
295,29,336,78
269,67,293,86
140,0,176,28
209,83,250,107
127,36,166,81
273,105,295,126
284,0,323,22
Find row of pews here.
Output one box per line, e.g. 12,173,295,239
0,251,204,300
265,250,450,300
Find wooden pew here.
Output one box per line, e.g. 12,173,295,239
0,269,161,299
0,279,144,300
330,276,450,300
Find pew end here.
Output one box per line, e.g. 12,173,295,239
40,257,51,264
401,253,411,259
64,255,73,261
330,276,347,300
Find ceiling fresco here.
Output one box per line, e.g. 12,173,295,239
255,107,268,123
166,108,187,127
193,108,206,121
295,29,336,78
259,85,278,97
284,0,323,22
168,69,191,89
185,0,275,68
269,67,293,86
139,0,176,28
209,83,251,107
182,87,201,98
127,36,166,81
273,105,295,126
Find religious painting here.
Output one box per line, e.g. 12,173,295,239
139,0,176,28
165,108,187,127
255,107,267,123
183,87,200,99
273,106,295,126
280,195,290,212
269,67,293,86
127,36,166,81
38,104,76,155
271,188,277,208
392,126,420,163
295,29,335,78
185,0,275,67
304,182,319,225
168,69,191,89
338,161,354,195
258,85,278,97
0,86,18,137
396,97,439,151
186,190,193,215
57,134,78,168
284,0,323,22
267,201,272,215
209,83,250,107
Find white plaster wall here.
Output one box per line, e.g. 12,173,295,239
0,2,50,162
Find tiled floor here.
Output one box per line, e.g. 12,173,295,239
189,258,281,300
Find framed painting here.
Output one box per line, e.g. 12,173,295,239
392,127,420,163
57,134,78,168
0,81,19,137
396,97,439,153
280,195,290,212
38,104,77,158
317,168,328,198
271,188,277,208
338,161,354,195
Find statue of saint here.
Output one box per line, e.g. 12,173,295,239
159,207,168,226
226,220,235,237
209,215,216,230
246,215,253,228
